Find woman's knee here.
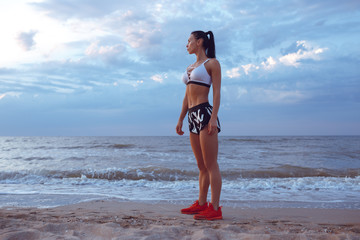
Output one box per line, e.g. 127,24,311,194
197,162,208,172
203,160,219,173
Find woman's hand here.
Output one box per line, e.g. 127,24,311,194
207,117,218,135
176,121,184,135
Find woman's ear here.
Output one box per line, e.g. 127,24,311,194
196,38,203,47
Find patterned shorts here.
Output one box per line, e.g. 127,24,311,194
188,102,221,135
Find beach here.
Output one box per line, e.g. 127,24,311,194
1,136,360,239
1,200,360,240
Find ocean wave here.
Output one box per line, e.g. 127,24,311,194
230,165,360,179
224,136,334,144
61,143,135,150
18,143,136,151
0,167,198,182
24,157,54,161
1,175,359,208
79,167,196,181
1,166,359,183
107,144,135,149
226,138,267,143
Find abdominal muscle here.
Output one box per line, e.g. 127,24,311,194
187,84,210,108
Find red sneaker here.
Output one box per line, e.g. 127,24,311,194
193,203,223,220
181,200,208,215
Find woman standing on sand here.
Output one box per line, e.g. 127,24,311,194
176,30,222,220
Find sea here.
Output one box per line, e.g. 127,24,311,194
0,136,359,209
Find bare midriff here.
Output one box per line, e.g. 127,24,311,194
187,84,210,109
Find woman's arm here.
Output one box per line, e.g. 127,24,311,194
208,59,221,135
176,88,189,135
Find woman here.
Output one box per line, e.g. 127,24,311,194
176,30,222,220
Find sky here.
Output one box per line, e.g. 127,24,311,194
0,0,359,136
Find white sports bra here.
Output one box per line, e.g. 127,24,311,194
182,59,211,88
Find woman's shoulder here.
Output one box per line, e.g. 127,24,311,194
206,58,221,69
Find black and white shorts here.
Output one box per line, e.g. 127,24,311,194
188,102,221,135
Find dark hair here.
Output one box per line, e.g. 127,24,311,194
191,30,216,58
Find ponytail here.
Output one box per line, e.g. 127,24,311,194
191,30,216,58
205,31,216,58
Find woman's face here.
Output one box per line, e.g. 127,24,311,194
186,34,199,54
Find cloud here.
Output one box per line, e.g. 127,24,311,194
279,41,327,67
1,0,359,135
222,83,308,104
256,89,308,104
30,0,132,19
242,64,259,75
237,87,248,99
0,92,22,100
261,56,276,70
84,40,127,65
0,62,105,96
131,80,144,87
226,67,241,78
16,30,37,51
150,73,167,83
226,40,327,80
85,41,125,56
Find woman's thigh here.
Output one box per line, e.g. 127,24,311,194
199,130,218,170
190,133,206,170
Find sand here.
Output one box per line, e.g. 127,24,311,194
1,200,360,240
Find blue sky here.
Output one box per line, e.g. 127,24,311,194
0,0,359,136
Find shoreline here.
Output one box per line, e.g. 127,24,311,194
1,193,359,210
1,200,359,239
